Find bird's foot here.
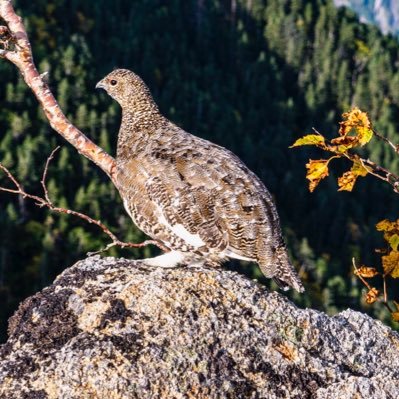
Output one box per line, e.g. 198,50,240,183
143,251,187,268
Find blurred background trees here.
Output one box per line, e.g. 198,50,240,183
1,0,399,341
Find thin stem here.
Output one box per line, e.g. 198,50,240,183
352,258,395,314
311,124,399,194
0,150,168,254
312,127,323,136
41,146,60,205
340,151,399,194
352,258,372,291
383,276,388,304
372,128,399,154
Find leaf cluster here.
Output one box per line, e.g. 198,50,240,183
291,107,372,192
292,107,399,322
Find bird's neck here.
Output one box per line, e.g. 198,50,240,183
117,97,164,160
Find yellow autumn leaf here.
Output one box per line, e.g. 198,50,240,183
365,287,379,304
351,159,369,177
392,302,399,322
389,234,399,251
392,312,399,322
382,250,399,278
354,266,379,278
330,135,358,153
393,302,399,322
337,160,368,192
338,107,373,146
305,159,330,193
376,219,397,232
337,171,356,191
290,134,325,148
358,125,373,146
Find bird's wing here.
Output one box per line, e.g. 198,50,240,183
140,141,229,252
141,133,282,261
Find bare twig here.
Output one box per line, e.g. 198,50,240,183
352,258,394,314
0,1,167,255
383,275,388,304
338,150,399,194
312,127,323,136
0,150,169,254
41,146,60,204
360,157,399,193
372,128,399,154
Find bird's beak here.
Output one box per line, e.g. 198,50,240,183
95,80,106,90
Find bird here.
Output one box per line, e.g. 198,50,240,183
96,69,304,292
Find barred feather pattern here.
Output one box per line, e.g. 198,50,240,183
96,69,304,292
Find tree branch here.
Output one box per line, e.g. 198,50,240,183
0,0,116,180
343,152,399,194
0,1,168,255
311,128,399,194
372,128,399,154
0,149,168,254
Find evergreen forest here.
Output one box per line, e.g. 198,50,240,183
1,0,399,341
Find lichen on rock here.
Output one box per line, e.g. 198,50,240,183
0,256,398,398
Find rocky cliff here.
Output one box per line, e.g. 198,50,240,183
0,256,398,398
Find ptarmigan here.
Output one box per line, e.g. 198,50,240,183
96,69,304,292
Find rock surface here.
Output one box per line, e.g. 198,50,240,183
0,256,398,398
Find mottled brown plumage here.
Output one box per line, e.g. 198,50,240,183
96,69,304,292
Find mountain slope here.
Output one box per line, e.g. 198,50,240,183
1,0,399,340
335,0,399,35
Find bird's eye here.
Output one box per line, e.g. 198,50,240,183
110,79,117,86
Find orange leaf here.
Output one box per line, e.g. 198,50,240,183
339,107,373,144
351,159,369,177
382,250,399,278
330,135,358,152
365,287,379,304
337,160,368,192
338,171,357,192
392,302,399,322
354,266,379,278
305,159,331,192
375,219,399,247
376,219,397,232
392,312,399,322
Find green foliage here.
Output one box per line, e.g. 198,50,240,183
1,0,399,340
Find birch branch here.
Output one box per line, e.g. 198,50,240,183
0,0,116,180
0,0,167,254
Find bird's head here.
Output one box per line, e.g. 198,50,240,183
96,69,156,110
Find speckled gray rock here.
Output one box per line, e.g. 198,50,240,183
0,256,398,399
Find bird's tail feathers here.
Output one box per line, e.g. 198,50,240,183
272,277,291,291
273,246,304,293
259,245,304,293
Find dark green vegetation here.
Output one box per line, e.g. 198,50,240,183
1,0,399,341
